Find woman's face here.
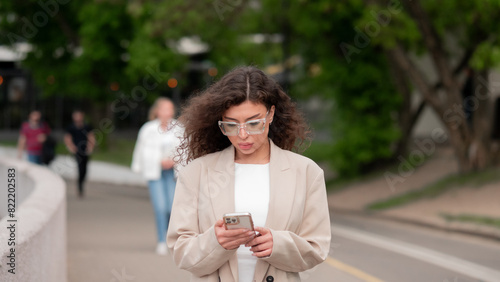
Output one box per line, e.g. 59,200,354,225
222,101,275,161
157,100,175,122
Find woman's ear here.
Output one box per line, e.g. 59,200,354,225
269,105,276,123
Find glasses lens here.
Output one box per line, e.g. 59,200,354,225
245,120,265,134
219,118,266,136
220,122,239,136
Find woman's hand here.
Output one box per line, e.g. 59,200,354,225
246,226,273,258
161,159,175,170
214,219,255,250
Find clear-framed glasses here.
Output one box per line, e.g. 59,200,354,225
218,111,269,136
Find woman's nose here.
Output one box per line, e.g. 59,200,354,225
238,127,248,139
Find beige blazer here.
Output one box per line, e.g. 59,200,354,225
167,140,331,282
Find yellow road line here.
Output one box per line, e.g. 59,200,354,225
325,256,385,282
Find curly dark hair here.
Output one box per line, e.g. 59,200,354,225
178,66,311,163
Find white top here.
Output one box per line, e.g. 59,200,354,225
234,163,270,282
159,121,181,160
131,119,184,180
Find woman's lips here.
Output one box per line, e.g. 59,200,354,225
238,143,253,150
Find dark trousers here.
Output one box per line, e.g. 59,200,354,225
75,153,89,196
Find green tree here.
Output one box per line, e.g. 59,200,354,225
0,0,403,176
284,1,403,176
6,0,497,176
368,0,500,172
287,0,500,174
0,0,134,100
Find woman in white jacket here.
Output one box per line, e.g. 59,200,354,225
131,97,184,255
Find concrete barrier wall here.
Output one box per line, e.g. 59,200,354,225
0,160,34,219
0,157,67,282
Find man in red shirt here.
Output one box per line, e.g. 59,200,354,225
17,110,51,164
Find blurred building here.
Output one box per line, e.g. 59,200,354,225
0,43,37,130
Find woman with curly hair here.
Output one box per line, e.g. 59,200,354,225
167,66,331,281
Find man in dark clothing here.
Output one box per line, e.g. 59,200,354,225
64,110,95,198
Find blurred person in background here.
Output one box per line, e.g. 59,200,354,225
131,97,184,255
64,110,95,198
17,110,51,164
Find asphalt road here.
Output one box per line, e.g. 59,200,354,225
66,180,500,282
330,213,500,282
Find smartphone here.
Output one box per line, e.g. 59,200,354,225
223,212,255,231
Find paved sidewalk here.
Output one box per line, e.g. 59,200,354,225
66,181,358,281
66,181,191,281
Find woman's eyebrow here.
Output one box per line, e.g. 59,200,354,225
223,113,261,121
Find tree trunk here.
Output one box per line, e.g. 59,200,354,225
388,44,477,172
447,125,472,172
385,51,426,157
470,70,494,169
399,0,478,173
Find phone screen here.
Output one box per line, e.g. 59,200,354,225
223,212,255,231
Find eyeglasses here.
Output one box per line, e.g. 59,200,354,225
218,111,269,136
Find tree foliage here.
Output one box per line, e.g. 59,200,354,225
3,0,500,176
0,1,134,100
284,1,402,176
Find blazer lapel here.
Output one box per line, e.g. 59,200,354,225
254,140,296,281
208,145,236,219
265,140,295,230
207,145,239,280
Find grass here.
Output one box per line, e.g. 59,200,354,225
367,168,500,211
0,140,17,147
90,139,135,167
0,138,136,167
441,213,500,230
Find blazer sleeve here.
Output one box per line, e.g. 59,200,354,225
167,163,236,277
262,169,331,272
